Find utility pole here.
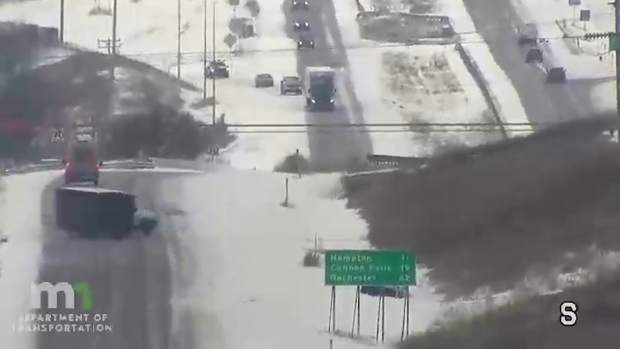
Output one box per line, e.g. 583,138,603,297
614,0,620,116
203,0,208,101
59,0,65,44
212,0,217,125
112,0,117,55
177,0,182,80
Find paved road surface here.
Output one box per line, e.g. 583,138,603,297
34,171,193,349
463,0,605,125
283,0,373,171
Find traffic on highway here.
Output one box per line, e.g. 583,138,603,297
0,0,619,348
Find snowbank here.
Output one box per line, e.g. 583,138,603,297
166,171,444,348
333,0,516,155
0,171,59,348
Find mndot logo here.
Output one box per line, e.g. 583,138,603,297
30,282,94,311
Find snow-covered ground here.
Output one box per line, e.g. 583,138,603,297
0,0,308,171
333,0,530,154
167,170,445,348
436,0,531,136
510,0,616,113
0,171,61,347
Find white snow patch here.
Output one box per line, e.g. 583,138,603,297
510,0,615,111
166,171,445,348
0,171,59,348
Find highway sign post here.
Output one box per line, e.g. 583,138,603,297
324,250,415,342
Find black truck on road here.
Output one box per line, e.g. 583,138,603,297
55,186,140,239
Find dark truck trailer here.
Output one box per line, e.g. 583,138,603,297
55,186,136,239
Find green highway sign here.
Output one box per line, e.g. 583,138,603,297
325,250,416,286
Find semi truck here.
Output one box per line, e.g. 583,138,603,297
55,186,136,239
304,66,336,111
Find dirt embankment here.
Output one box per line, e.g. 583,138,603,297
344,117,620,298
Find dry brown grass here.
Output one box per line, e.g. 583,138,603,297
344,117,620,298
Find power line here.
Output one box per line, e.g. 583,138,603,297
222,122,545,127
38,31,592,62
226,128,535,134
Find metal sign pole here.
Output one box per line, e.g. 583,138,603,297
350,286,361,337
357,287,361,336
381,295,386,343
328,286,334,332
375,296,381,342
406,287,411,337
401,291,407,341
333,286,337,332
351,287,358,337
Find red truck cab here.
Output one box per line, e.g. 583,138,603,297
63,142,102,186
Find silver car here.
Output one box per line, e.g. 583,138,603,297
280,76,302,95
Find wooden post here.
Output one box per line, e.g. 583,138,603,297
284,177,289,206
296,148,301,178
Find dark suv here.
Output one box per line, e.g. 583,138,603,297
293,20,310,31
297,34,315,50
546,67,566,83
280,76,302,95
206,60,230,78
525,48,543,63
292,0,309,10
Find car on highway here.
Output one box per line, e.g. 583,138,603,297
64,141,102,186
517,23,537,46
206,60,230,78
292,0,309,10
525,48,543,63
293,20,310,31
297,33,315,50
280,76,303,95
255,73,275,87
546,67,566,83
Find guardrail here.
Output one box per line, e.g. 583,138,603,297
366,154,428,169
1,158,156,176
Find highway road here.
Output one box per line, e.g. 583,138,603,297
283,0,374,172
462,0,604,125
34,171,195,349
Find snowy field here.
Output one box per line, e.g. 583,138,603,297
0,171,61,347
510,0,616,113
166,171,446,349
333,0,531,153
436,0,531,135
